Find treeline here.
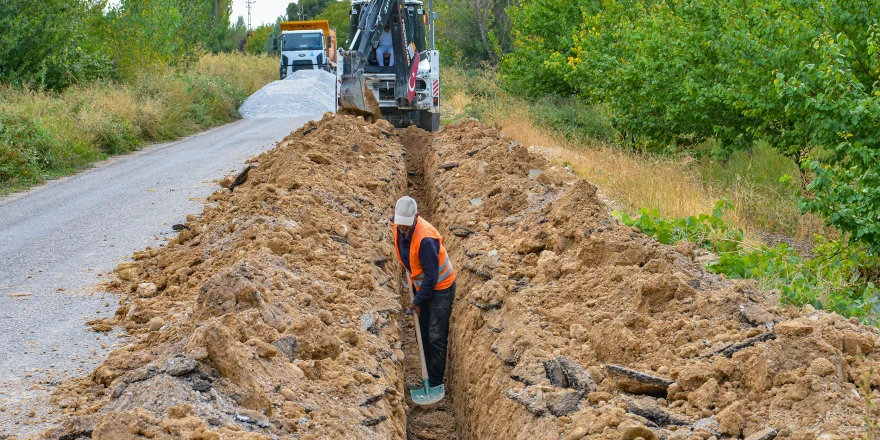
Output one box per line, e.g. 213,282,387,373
244,1,351,56
0,0,276,192
242,0,515,61
498,0,880,254
0,0,246,90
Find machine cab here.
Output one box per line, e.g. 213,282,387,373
348,0,428,73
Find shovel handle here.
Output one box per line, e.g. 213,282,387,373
406,274,431,383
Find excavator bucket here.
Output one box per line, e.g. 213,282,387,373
339,68,367,111
339,67,382,119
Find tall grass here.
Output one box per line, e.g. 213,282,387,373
441,66,827,244
0,53,278,193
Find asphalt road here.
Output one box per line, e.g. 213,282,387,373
0,116,313,436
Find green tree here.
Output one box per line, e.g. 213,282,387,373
315,1,351,47
781,30,880,253
0,0,112,89
436,0,518,65
504,0,880,251
224,16,249,52
286,0,331,21
244,23,278,55
101,0,237,78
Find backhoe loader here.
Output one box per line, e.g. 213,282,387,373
337,0,440,131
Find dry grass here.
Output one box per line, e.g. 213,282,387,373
195,52,279,96
441,67,827,244
1,53,279,193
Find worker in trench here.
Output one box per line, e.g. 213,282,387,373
393,196,456,389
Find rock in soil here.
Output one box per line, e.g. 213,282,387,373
44,115,410,440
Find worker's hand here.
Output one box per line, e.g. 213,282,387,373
409,303,421,317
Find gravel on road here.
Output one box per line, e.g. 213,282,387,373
238,69,337,119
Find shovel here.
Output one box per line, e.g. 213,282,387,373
405,276,446,405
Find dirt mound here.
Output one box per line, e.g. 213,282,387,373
419,120,880,439
338,84,383,123
46,114,411,439
38,114,880,440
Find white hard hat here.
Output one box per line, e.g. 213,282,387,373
394,196,418,226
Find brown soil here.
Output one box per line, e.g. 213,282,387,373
36,115,880,440
398,127,458,440
424,120,880,439
338,84,383,123
45,114,410,439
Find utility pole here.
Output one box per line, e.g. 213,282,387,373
246,0,256,30
429,0,435,50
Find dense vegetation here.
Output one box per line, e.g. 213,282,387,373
0,0,245,88
439,0,880,323
0,0,275,192
620,204,880,325
503,0,880,254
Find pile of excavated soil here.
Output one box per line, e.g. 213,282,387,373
417,120,880,439
36,114,880,440
45,114,412,439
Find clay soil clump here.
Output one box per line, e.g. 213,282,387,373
47,114,411,439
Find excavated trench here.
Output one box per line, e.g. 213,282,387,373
398,127,459,440
396,120,880,440
39,115,880,439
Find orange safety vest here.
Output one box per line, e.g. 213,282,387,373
393,218,456,292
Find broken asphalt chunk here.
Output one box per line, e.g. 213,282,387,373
543,359,568,388
228,164,256,192
557,356,596,393
360,311,379,332
547,391,582,417
744,427,778,440
626,398,691,426
506,388,547,416
359,388,389,406
162,357,198,377
361,414,388,426
605,365,673,396
272,336,298,361
700,331,775,359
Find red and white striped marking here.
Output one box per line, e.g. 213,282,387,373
432,80,439,97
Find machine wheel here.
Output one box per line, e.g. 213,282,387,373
417,111,440,132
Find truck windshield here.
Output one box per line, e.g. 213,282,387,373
282,33,323,51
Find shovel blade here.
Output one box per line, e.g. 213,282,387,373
409,379,445,405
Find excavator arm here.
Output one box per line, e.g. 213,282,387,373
339,0,420,115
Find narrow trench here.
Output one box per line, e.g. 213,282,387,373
397,128,460,440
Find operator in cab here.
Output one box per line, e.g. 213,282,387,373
377,22,394,66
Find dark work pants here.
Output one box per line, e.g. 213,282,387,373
417,281,456,387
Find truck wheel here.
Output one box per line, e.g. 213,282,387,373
417,111,439,132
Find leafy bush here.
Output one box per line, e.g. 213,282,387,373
245,24,281,55
620,199,742,254
622,203,880,325
529,96,616,142
505,0,880,254
0,0,113,89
